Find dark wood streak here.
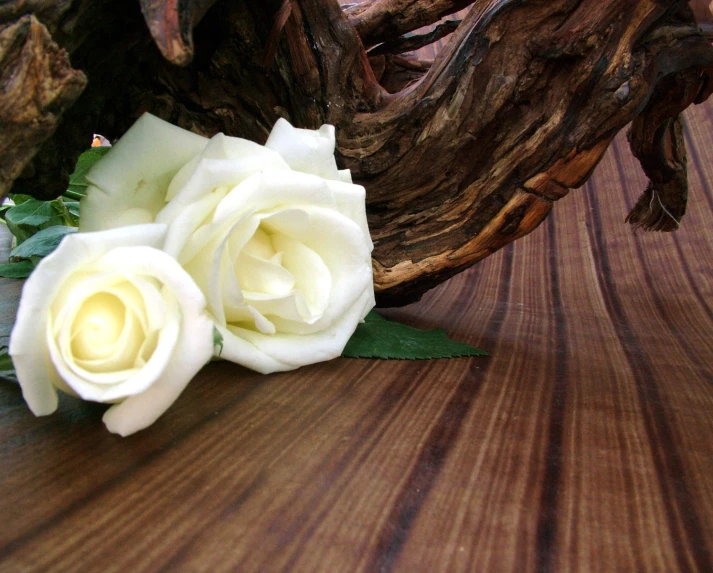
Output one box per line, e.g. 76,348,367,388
365,245,513,573
674,126,713,321
684,124,713,217
583,164,713,573
153,471,266,573
534,215,569,573
257,362,426,570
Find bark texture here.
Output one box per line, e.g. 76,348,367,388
1,0,712,305
0,14,85,198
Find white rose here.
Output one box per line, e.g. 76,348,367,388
80,114,375,373
9,224,214,436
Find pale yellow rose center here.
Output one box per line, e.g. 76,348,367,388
235,228,295,297
71,293,125,358
54,277,162,377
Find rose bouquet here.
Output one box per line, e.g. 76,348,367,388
2,115,484,436
8,115,375,435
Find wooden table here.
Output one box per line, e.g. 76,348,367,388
2,100,713,572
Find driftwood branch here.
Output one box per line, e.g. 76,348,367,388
368,20,460,56
342,0,713,303
345,0,475,48
138,0,220,66
369,54,433,92
1,0,713,306
625,14,713,231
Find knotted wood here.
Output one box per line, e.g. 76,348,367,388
1,0,712,305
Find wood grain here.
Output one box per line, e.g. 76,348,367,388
2,93,713,573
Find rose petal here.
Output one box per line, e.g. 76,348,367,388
247,306,276,334
102,299,214,436
182,214,261,324
164,155,201,202
259,206,372,327
228,288,375,371
245,290,314,324
324,180,373,251
265,118,340,180
81,114,208,231
51,272,128,339
241,227,275,260
236,252,295,296
219,257,246,319
157,133,289,224
271,234,331,316
55,293,179,402
212,171,337,224
211,171,368,250
96,247,214,435
178,209,255,267
163,187,228,259
217,324,292,374
64,276,166,376
114,275,167,334
69,292,136,364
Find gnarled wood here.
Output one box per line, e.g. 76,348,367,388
1,0,712,306
0,15,85,198
139,0,219,65
345,0,474,48
626,35,713,231
367,19,460,57
344,0,713,303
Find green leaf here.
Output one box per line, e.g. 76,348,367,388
50,197,79,227
6,198,57,226
4,198,65,243
342,311,488,359
213,327,224,356
0,346,17,381
64,201,81,221
8,194,33,205
0,260,34,279
66,147,111,197
10,225,76,262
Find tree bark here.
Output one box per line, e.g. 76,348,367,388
1,0,712,305
0,14,86,200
